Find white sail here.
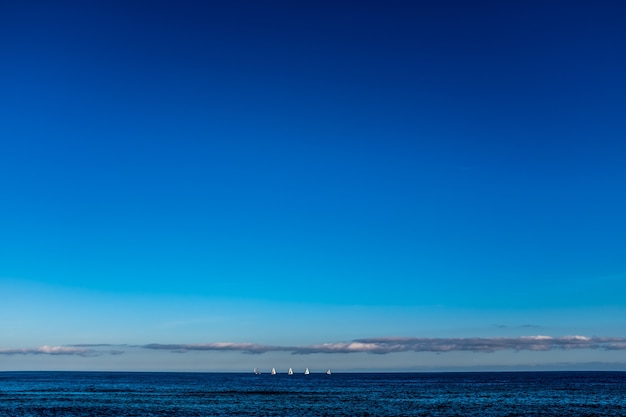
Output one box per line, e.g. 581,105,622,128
304,368,309,375
288,367,293,375
326,369,331,375
253,368,261,375
271,367,276,375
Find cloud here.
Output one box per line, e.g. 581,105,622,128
143,336,626,355
0,345,124,357
345,336,614,353
143,343,290,354
7,336,624,359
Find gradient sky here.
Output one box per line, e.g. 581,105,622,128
1,0,625,372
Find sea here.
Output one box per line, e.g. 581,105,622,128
0,371,624,416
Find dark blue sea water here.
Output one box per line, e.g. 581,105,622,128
1,371,624,416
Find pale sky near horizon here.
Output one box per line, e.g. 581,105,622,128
1,0,625,371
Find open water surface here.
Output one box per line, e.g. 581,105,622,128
0,371,624,416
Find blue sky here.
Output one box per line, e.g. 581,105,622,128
1,0,625,371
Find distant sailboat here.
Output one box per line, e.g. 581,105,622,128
326,369,331,375
271,368,277,375
253,368,261,375
288,367,293,375
304,368,310,375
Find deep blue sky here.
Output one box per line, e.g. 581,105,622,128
1,0,625,371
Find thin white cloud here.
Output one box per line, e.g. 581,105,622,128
143,336,626,355
0,345,123,357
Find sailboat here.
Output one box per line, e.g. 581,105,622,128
288,367,293,375
253,368,261,375
304,368,310,375
271,368,276,375
326,369,332,375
